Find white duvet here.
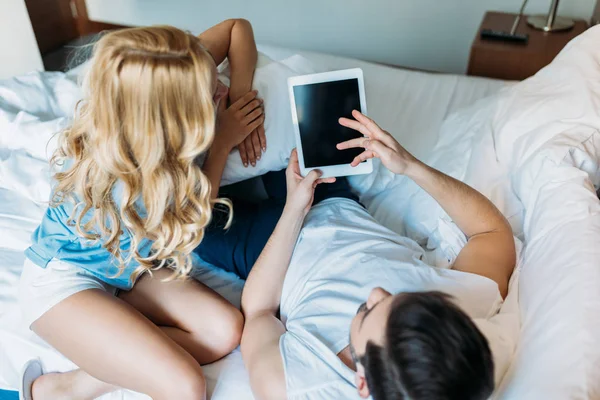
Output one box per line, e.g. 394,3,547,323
368,27,600,400
1,26,600,400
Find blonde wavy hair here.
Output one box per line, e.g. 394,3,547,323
52,26,231,282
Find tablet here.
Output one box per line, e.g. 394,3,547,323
288,68,373,178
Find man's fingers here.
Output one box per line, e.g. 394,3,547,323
336,137,370,150
338,138,387,156
316,177,336,185
351,110,382,133
287,148,299,171
231,90,258,110
348,139,391,167
251,131,262,160
351,150,375,167
351,110,398,148
238,141,249,167
363,139,391,160
339,117,372,137
302,169,322,187
339,116,398,152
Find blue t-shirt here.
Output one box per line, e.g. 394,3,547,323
25,188,153,290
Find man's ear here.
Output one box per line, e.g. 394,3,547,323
355,364,370,399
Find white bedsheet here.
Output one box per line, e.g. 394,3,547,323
1,45,512,400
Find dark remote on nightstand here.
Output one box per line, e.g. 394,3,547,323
481,29,529,44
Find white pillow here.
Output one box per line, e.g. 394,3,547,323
380,25,600,245
0,72,79,204
217,53,315,186
0,72,79,161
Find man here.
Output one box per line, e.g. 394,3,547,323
240,110,516,400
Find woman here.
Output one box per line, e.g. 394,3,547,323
19,19,263,400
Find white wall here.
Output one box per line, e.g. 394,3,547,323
0,0,43,79
86,0,595,74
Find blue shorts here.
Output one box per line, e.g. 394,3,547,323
193,169,359,279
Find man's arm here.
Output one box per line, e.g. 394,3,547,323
241,150,335,400
240,210,303,400
405,162,515,297
337,111,515,297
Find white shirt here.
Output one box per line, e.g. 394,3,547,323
279,198,503,400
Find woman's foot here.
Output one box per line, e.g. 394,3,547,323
31,372,74,400
31,369,118,400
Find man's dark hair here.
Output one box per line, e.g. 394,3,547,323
360,291,494,400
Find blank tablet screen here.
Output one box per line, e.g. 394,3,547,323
293,78,363,168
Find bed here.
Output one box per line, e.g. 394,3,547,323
1,26,600,400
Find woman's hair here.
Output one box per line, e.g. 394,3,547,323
52,25,231,282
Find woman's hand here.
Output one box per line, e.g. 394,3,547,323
228,89,266,168
214,90,264,156
284,149,335,217
238,119,266,168
336,110,419,175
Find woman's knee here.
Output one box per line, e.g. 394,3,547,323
155,361,206,400
213,307,244,356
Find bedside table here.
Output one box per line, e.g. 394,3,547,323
468,11,588,80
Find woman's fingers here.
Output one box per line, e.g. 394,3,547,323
242,107,264,125
250,131,262,161
239,98,262,116
243,136,257,166
238,140,249,167
231,90,258,111
257,124,266,152
247,115,265,133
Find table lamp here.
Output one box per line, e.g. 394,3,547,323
527,0,575,31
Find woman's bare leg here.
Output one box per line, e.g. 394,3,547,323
31,269,243,400
118,268,244,364
31,289,207,400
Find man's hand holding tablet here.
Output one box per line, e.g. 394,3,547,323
288,68,373,178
